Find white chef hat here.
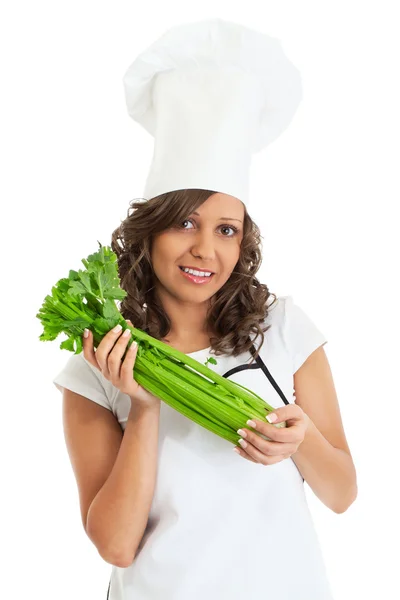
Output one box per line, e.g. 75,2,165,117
122,18,302,208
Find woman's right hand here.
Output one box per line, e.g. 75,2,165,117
82,319,161,413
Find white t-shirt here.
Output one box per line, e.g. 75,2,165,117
53,295,334,600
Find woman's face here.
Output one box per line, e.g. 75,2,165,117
150,192,245,304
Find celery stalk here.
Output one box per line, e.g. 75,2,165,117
37,242,286,445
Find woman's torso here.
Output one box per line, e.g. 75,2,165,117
106,298,334,599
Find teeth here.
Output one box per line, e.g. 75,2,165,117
181,267,212,277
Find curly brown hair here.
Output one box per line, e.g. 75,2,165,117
111,188,277,364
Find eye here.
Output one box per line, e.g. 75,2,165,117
180,219,194,230
220,224,239,237
179,219,239,237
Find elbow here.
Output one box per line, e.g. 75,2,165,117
86,524,136,568
98,545,136,568
100,551,134,569
333,484,358,514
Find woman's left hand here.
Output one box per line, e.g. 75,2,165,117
235,404,310,465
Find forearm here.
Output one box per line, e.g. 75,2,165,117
86,403,161,566
291,416,357,513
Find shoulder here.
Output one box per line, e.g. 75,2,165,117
248,294,289,352
262,294,290,328
280,295,327,374
256,294,327,373
53,351,118,413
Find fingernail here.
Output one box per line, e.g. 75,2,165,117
83,329,89,338
113,324,122,333
246,420,256,428
266,413,277,423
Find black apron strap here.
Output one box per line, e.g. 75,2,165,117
106,577,111,599
249,344,290,406
249,344,305,483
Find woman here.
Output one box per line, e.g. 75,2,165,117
53,18,356,600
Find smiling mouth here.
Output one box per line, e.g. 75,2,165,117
179,266,215,275
178,266,215,282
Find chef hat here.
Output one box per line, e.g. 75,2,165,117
122,18,302,208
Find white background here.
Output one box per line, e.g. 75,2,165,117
1,1,399,599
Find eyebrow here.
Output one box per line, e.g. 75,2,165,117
192,211,243,223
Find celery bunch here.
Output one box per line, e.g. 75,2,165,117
37,242,285,445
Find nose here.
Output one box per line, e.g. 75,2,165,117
190,228,217,261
